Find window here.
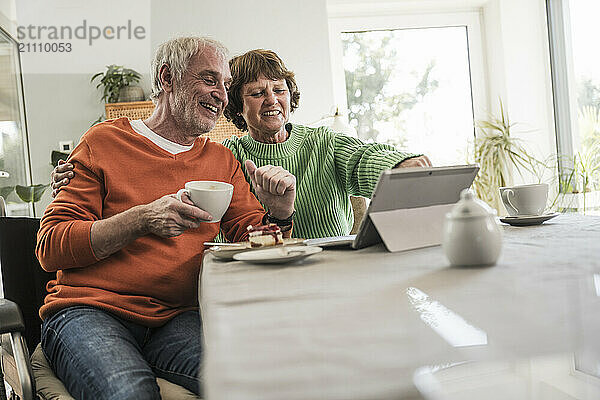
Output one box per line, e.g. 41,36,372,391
548,0,600,213
0,26,33,216
329,11,487,166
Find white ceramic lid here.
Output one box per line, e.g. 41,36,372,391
448,188,497,219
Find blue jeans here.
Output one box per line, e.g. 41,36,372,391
41,306,202,400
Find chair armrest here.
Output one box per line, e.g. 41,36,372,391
0,299,25,334
0,299,34,400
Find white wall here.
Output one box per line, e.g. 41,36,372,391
18,0,334,213
0,0,15,35
149,0,333,124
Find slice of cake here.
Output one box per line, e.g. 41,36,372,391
247,223,283,247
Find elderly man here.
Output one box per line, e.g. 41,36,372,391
36,37,295,399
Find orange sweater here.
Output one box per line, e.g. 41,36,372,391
36,118,266,326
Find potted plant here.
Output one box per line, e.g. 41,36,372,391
550,106,600,214
552,143,600,214
0,157,48,211
91,65,144,104
472,100,541,214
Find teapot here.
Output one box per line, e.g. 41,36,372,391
442,189,502,267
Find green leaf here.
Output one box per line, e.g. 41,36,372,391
0,186,14,198
15,184,50,203
51,151,70,168
90,72,103,83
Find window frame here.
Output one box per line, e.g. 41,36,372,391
327,10,489,132
546,0,581,189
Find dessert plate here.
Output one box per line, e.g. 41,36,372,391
233,245,323,264
499,212,559,226
207,238,305,261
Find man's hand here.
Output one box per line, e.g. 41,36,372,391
140,193,212,238
51,160,74,197
245,160,295,220
396,155,432,169
91,193,212,260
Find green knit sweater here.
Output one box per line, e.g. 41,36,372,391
222,124,418,239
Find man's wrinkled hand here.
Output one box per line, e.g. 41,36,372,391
141,194,212,238
51,160,74,197
396,155,432,169
245,160,295,220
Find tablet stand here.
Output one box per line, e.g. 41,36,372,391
369,203,454,252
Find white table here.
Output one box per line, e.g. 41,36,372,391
200,214,600,399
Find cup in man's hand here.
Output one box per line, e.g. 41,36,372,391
176,181,234,223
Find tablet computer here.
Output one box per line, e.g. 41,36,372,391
352,164,479,250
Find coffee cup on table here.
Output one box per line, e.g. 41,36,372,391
499,183,548,216
176,181,234,223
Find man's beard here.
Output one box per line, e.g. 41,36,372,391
171,86,217,135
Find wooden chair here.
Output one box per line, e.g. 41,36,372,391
349,196,367,234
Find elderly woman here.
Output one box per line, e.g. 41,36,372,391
52,49,430,239
220,49,430,238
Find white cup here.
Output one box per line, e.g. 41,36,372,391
499,183,548,216
176,181,233,223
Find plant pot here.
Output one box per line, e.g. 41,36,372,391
118,86,145,102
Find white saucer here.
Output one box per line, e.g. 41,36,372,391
233,246,323,264
208,238,306,261
499,212,559,226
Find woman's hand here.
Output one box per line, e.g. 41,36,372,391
51,159,74,197
245,160,295,220
396,155,432,168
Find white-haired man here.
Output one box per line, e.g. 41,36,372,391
36,37,296,399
